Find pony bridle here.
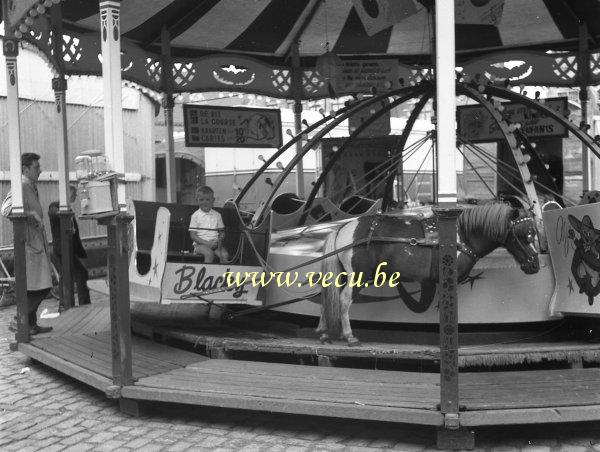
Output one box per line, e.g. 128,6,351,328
458,216,536,264
502,216,537,263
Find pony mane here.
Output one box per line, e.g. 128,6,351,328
457,203,515,242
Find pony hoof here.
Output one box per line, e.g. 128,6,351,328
319,335,332,344
347,338,361,347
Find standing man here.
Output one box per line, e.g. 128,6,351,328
48,184,90,310
2,153,53,334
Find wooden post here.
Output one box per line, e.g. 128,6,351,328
104,213,134,386
11,214,30,343
57,210,75,309
161,26,177,203
291,40,305,198
2,6,28,342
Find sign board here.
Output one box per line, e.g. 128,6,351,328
544,204,600,317
162,262,262,305
183,105,282,148
336,59,399,94
457,97,568,143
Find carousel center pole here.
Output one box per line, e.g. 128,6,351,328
98,0,135,410
431,0,473,448
2,0,29,344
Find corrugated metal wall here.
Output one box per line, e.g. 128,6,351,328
0,95,155,245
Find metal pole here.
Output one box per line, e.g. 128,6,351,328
161,26,177,203
51,5,75,309
291,40,305,197
579,22,592,192
2,2,29,343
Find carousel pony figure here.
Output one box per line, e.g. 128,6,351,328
317,203,540,346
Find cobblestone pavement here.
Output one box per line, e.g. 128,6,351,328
2,299,600,451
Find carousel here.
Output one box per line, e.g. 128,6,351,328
3,0,600,448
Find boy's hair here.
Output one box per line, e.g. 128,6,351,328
196,185,214,197
21,153,40,169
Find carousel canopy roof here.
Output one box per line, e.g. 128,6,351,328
3,0,600,98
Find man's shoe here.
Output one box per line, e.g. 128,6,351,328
32,325,53,334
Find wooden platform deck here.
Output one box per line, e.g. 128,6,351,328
16,303,600,429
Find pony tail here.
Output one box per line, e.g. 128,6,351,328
321,230,342,337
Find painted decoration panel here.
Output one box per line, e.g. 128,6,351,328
183,105,282,148
162,263,262,305
544,204,600,316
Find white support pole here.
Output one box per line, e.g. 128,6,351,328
4,39,24,212
99,0,127,210
434,0,457,205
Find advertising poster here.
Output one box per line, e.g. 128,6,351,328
184,105,282,148
457,97,568,143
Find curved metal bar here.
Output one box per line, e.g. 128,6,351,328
299,85,430,225
458,83,542,219
382,91,431,210
486,85,600,161
235,105,348,204
249,85,424,226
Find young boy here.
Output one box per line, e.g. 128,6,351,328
189,186,229,263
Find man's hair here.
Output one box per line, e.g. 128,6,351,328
197,185,214,196
21,153,41,169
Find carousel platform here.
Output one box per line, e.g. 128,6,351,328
14,301,600,430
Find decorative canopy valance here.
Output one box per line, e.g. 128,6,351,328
3,0,600,98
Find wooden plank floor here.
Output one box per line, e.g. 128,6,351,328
28,303,205,380
144,324,600,367
18,302,600,427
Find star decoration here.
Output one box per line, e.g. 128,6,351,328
461,272,484,290
567,277,574,294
